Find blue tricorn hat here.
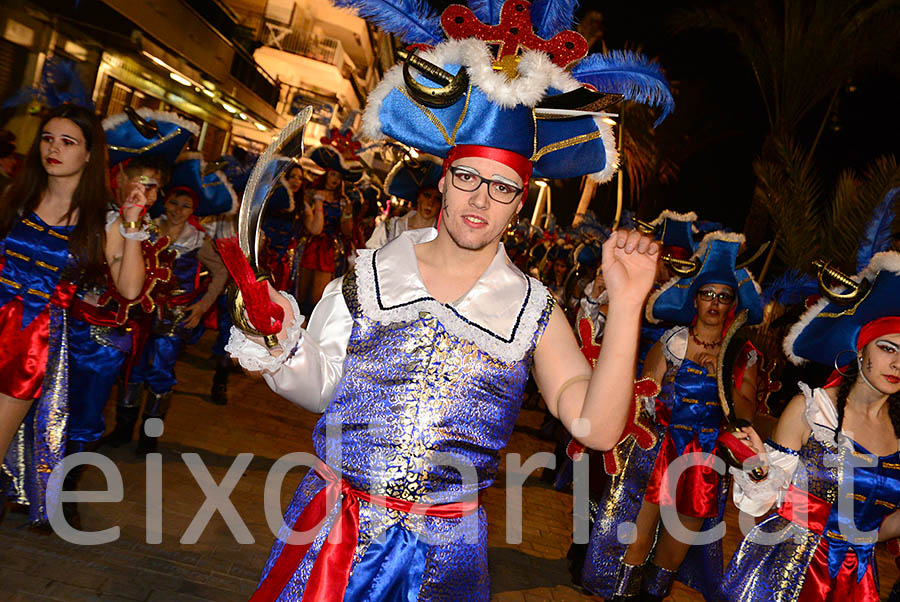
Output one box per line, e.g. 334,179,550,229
647,232,764,326
308,146,364,183
360,0,673,184
650,210,697,256
384,155,442,202
162,153,237,217
103,108,199,167
784,252,900,367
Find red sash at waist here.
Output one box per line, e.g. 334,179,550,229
776,485,830,535
249,460,482,602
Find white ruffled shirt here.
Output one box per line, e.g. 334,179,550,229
226,228,550,413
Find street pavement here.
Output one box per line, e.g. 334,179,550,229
1,330,898,601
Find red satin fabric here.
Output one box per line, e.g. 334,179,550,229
299,235,337,273
777,487,879,601
644,435,721,518
797,538,879,602
250,461,481,602
0,281,76,399
776,485,830,535
214,237,284,336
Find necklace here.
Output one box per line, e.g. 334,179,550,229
690,328,721,350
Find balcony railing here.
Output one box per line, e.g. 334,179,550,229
264,24,346,70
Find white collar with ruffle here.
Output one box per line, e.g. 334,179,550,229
354,228,550,363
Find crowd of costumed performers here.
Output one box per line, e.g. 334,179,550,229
0,104,148,525
219,0,673,600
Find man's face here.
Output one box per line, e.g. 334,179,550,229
437,156,523,252
119,167,162,206
416,187,441,221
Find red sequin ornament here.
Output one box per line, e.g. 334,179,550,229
320,127,362,161
441,0,588,75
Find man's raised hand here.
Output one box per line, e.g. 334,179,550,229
601,230,660,309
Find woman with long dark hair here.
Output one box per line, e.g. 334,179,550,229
0,104,145,523
720,253,900,601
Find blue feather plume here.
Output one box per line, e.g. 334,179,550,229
531,0,579,38
2,56,94,110
762,270,817,306
333,0,443,45
856,187,900,272
571,51,674,127
469,0,505,25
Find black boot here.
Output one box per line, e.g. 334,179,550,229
102,382,143,448
210,357,230,406
639,562,676,602
136,390,171,455
609,561,643,601
58,439,98,531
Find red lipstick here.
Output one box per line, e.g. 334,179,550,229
885,375,900,384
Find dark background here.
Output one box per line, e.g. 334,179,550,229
429,0,900,230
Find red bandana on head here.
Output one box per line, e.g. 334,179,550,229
442,144,532,192
824,316,900,388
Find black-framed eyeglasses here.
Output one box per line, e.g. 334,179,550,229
448,166,523,204
697,288,735,304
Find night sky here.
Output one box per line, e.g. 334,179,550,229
426,0,900,231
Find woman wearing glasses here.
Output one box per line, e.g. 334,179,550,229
583,232,765,601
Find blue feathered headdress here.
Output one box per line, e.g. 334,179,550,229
356,0,673,183
856,187,899,272
785,252,900,367
2,56,94,110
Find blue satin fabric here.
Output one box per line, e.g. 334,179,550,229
666,358,723,455
130,334,184,394
378,66,611,179
171,247,201,295
67,317,128,443
824,441,900,581
343,525,428,602
0,213,74,328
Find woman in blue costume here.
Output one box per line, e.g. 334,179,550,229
262,163,323,292
582,231,764,601
0,104,146,523
125,154,230,454
720,252,900,602
223,1,674,600
296,131,364,310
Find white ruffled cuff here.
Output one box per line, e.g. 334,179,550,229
224,292,305,373
119,222,151,240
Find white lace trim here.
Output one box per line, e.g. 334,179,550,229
730,463,792,502
224,292,305,373
799,382,839,446
354,248,550,363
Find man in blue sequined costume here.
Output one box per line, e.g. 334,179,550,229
225,1,676,598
